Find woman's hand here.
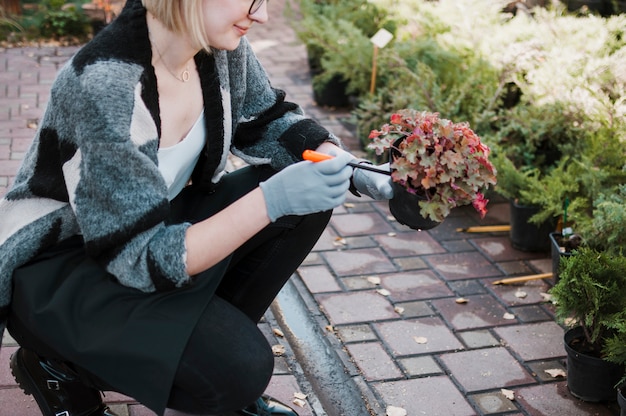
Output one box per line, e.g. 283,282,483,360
259,152,353,221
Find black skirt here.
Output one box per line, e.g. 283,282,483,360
9,235,230,415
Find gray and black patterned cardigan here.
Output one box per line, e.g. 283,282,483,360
0,0,339,343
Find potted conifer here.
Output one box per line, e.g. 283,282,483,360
550,247,626,402
488,101,590,251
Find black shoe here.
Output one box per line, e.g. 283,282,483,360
10,348,119,416
234,394,299,416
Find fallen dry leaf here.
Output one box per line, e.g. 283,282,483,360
377,288,391,297
501,388,515,401
333,237,347,247
272,344,286,356
386,406,407,416
325,325,334,332
394,306,405,315
514,290,527,299
293,392,307,400
540,292,553,302
455,298,469,304
26,119,38,129
503,313,516,320
343,203,355,208
273,328,285,338
413,336,428,344
545,368,566,378
387,232,397,237
367,276,382,285
386,215,396,222
292,398,307,408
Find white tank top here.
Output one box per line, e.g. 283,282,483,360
157,113,206,201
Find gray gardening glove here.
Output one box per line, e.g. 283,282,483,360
260,152,353,222
351,162,394,200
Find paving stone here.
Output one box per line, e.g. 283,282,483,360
374,377,476,416
376,317,464,356
330,212,395,237
0,345,18,387
316,291,398,325
264,374,314,416
341,235,377,249
432,294,515,330
457,330,501,349
129,404,156,416
425,252,501,281
526,360,568,382
336,324,378,344
393,301,433,319
373,231,446,257
440,347,535,392
494,321,566,361
311,227,341,252
447,279,488,296
300,252,324,267
497,260,537,276
0,388,42,416
441,239,475,252
392,256,428,271
344,343,403,381
322,248,396,277
510,305,552,323
341,275,380,290
380,271,454,302
298,265,341,293
469,391,518,414
474,236,549,262
398,355,443,377
489,279,552,306
515,382,618,416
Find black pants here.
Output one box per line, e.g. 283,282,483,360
9,166,332,415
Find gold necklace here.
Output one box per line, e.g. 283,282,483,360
150,37,191,83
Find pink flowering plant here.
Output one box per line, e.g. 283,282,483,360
368,109,497,222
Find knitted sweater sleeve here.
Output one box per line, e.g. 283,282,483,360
228,38,342,170
55,60,192,292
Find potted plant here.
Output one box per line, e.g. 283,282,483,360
550,183,626,279
604,315,626,413
486,101,591,251
550,247,626,402
289,0,397,108
367,109,497,229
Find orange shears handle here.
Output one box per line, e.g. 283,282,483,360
302,150,334,162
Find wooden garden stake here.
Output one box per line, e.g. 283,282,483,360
456,225,511,233
492,273,553,285
369,29,394,94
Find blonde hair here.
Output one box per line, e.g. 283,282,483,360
141,0,211,52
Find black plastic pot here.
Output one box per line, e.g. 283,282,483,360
388,182,440,231
619,388,626,416
549,232,573,282
564,0,614,16
564,326,623,402
509,200,555,252
307,48,352,108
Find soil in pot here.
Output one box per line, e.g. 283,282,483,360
509,199,556,252
564,326,624,402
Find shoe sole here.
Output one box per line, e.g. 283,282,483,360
10,349,56,416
